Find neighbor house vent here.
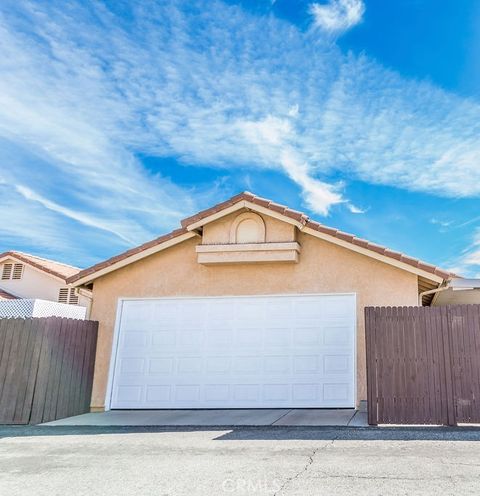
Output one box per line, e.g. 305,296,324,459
12,263,24,280
2,263,13,280
68,288,79,305
58,288,69,303
58,287,79,305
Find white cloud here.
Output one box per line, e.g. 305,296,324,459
309,0,365,35
0,0,480,262
236,115,343,215
280,150,343,215
450,230,480,277
14,185,136,245
347,204,366,214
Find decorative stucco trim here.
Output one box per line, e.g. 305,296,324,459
229,212,266,243
196,242,300,253
185,200,306,231
196,242,300,265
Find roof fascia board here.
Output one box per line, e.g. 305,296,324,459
71,231,197,286
302,226,445,284
185,200,305,231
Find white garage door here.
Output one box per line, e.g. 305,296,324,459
108,294,356,409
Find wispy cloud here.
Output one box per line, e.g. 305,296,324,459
448,229,480,277
0,0,480,264
309,0,365,35
14,185,136,245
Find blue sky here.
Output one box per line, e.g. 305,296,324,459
1,0,479,276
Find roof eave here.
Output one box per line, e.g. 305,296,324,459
68,191,455,287
0,252,70,282
68,231,198,286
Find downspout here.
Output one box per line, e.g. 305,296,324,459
418,284,449,306
76,287,93,319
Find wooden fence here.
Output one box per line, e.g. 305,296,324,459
0,317,98,424
366,305,480,426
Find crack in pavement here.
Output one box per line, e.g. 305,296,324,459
273,436,338,495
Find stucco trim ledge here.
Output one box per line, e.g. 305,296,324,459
196,242,300,264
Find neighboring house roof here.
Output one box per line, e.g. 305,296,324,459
0,251,80,282
68,191,456,286
0,288,19,299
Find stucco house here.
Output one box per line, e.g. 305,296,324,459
0,251,91,311
68,192,455,412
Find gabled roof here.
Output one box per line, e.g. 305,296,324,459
0,288,19,300
68,191,456,286
0,251,80,282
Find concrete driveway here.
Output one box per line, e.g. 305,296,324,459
43,408,367,427
1,425,480,495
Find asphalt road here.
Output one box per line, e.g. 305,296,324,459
1,426,480,495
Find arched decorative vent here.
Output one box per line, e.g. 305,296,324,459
229,212,266,244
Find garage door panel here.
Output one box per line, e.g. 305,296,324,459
149,358,174,374
323,326,351,346
121,331,149,348
151,331,176,348
146,385,171,402
110,294,355,408
293,327,322,346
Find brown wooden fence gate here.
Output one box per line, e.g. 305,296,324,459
0,317,98,424
366,305,480,426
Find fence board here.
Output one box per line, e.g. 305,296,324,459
19,319,46,424
0,317,98,425
9,319,34,424
83,321,98,413
470,306,480,422
365,307,377,425
0,319,24,423
37,318,59,423
365,304,480,426
55,319,76,420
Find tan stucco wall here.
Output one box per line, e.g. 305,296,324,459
89,220,418,410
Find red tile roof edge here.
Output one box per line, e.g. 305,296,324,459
0,251,80,282
0,288,19,299
67,227,190,283
68,192,456,284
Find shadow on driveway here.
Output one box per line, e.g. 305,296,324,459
2,425,480,441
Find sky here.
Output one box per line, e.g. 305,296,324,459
0,0,479,276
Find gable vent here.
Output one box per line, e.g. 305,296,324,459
2,263,12,280
58,288,69,304
12,263,24,280
69,288,79,305
58,287,79,305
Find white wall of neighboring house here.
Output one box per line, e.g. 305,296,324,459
0,258,89,308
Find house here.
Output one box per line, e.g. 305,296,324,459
0,251,91,314
68,192,455,412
